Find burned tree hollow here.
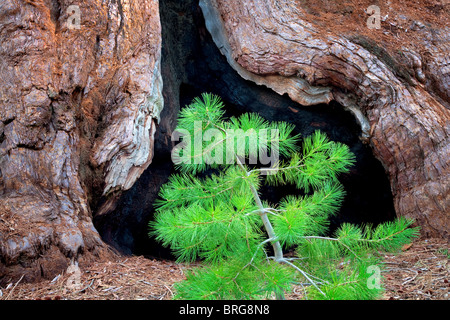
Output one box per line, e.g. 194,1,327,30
92,0,396,259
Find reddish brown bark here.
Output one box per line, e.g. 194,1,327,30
200,0,449,237
0,0,162,283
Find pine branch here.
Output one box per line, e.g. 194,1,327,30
279,258,326,297
150,94,419,300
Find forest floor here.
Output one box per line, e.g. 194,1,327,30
0,237,448,300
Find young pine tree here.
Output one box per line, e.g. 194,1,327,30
149,93,419,300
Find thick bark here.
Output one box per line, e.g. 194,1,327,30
0,0,448,285
199,0,449,237
0,0,163,283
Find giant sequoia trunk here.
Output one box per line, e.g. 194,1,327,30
199,0,449,237
0,0,448,283
0,0,163,283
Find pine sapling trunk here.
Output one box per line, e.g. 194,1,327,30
236,157,286,299
236,157,284,262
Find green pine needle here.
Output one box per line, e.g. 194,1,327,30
149,94,420,300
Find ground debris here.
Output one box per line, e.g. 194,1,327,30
381,238,449,300
0,238,448,300
0,256,189,300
